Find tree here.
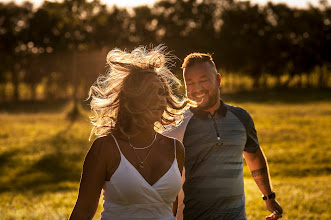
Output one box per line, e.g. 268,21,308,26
0,2,33,101
217,1,271,87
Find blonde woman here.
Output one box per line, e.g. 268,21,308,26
69,46,192,220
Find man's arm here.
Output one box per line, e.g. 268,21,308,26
243,148,283,219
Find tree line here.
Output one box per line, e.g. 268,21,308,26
0,0,330,102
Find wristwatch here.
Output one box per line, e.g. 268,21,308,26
262,192,276,200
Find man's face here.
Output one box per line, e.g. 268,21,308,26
184,62,221,111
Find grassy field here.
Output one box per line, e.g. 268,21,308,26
0,89,330,219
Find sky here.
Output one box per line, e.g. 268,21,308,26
0,0,329,8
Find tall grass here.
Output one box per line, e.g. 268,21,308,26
0,89,330,219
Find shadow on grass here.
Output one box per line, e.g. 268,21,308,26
0,99,90,113
0,123,88,194
0,149,20,168
20,151,83,192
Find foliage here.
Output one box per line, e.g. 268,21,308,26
0,0,330,102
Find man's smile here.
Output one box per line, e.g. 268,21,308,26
192,91,208,100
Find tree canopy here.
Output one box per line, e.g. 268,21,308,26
0,0,330,101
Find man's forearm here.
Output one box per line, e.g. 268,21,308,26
244,149,283,218
244,149,273,196
251,166,273,195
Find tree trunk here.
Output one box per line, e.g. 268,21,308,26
0,84,6,102
282,73,294,88
72,50,78,111
275,75,282,88
318,65,329,89
252,76,260,89
306,73,312,88
262,74,268,89
30,83,37,101
324,64,331,89
67,50,80,121
45,78,52,100
12,65,19,102
297,73,302,88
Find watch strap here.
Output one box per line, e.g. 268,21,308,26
262,192,276,200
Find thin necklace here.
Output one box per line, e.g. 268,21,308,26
132,144,153,169
128,133,157,169
128,133,157,150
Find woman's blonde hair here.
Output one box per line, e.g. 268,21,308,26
88,45,193,138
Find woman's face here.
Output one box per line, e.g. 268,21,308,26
149,87,167,121
126,75,168,130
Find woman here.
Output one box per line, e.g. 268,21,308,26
69,46,193,220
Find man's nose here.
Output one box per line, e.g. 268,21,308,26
189,83,203,93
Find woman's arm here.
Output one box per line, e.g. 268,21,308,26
173,196,179,216
173,139,185,216
175,139,185,174
69,137,108,220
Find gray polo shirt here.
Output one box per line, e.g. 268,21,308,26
165,100,260,220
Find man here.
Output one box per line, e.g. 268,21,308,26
166,53,283,220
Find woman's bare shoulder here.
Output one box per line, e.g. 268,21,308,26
88,135,120,158
88,135,121,178
159,133,184,157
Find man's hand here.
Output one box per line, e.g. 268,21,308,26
265,199,283,219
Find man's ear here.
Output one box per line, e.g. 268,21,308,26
217,74,221,86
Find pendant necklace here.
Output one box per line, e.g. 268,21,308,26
128,133,157,168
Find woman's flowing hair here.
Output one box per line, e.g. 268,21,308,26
88,45,195,138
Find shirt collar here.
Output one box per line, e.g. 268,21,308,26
190,99,227,118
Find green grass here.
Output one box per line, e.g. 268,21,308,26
244,176,331,219
0,89,330,219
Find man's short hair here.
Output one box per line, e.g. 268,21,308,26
181,52,216,69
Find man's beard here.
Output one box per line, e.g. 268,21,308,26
195,92,218,111
194,81,220,111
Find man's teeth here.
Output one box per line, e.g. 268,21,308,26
195,93,205,98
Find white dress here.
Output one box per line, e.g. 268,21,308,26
101,135,182,220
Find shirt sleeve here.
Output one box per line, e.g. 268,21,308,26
243,112,260,153
227,105,260,153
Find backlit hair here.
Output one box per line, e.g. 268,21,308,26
89,45,194,138
181,52,216,69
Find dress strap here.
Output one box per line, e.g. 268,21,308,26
174,139,177,159
110,134,122,154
